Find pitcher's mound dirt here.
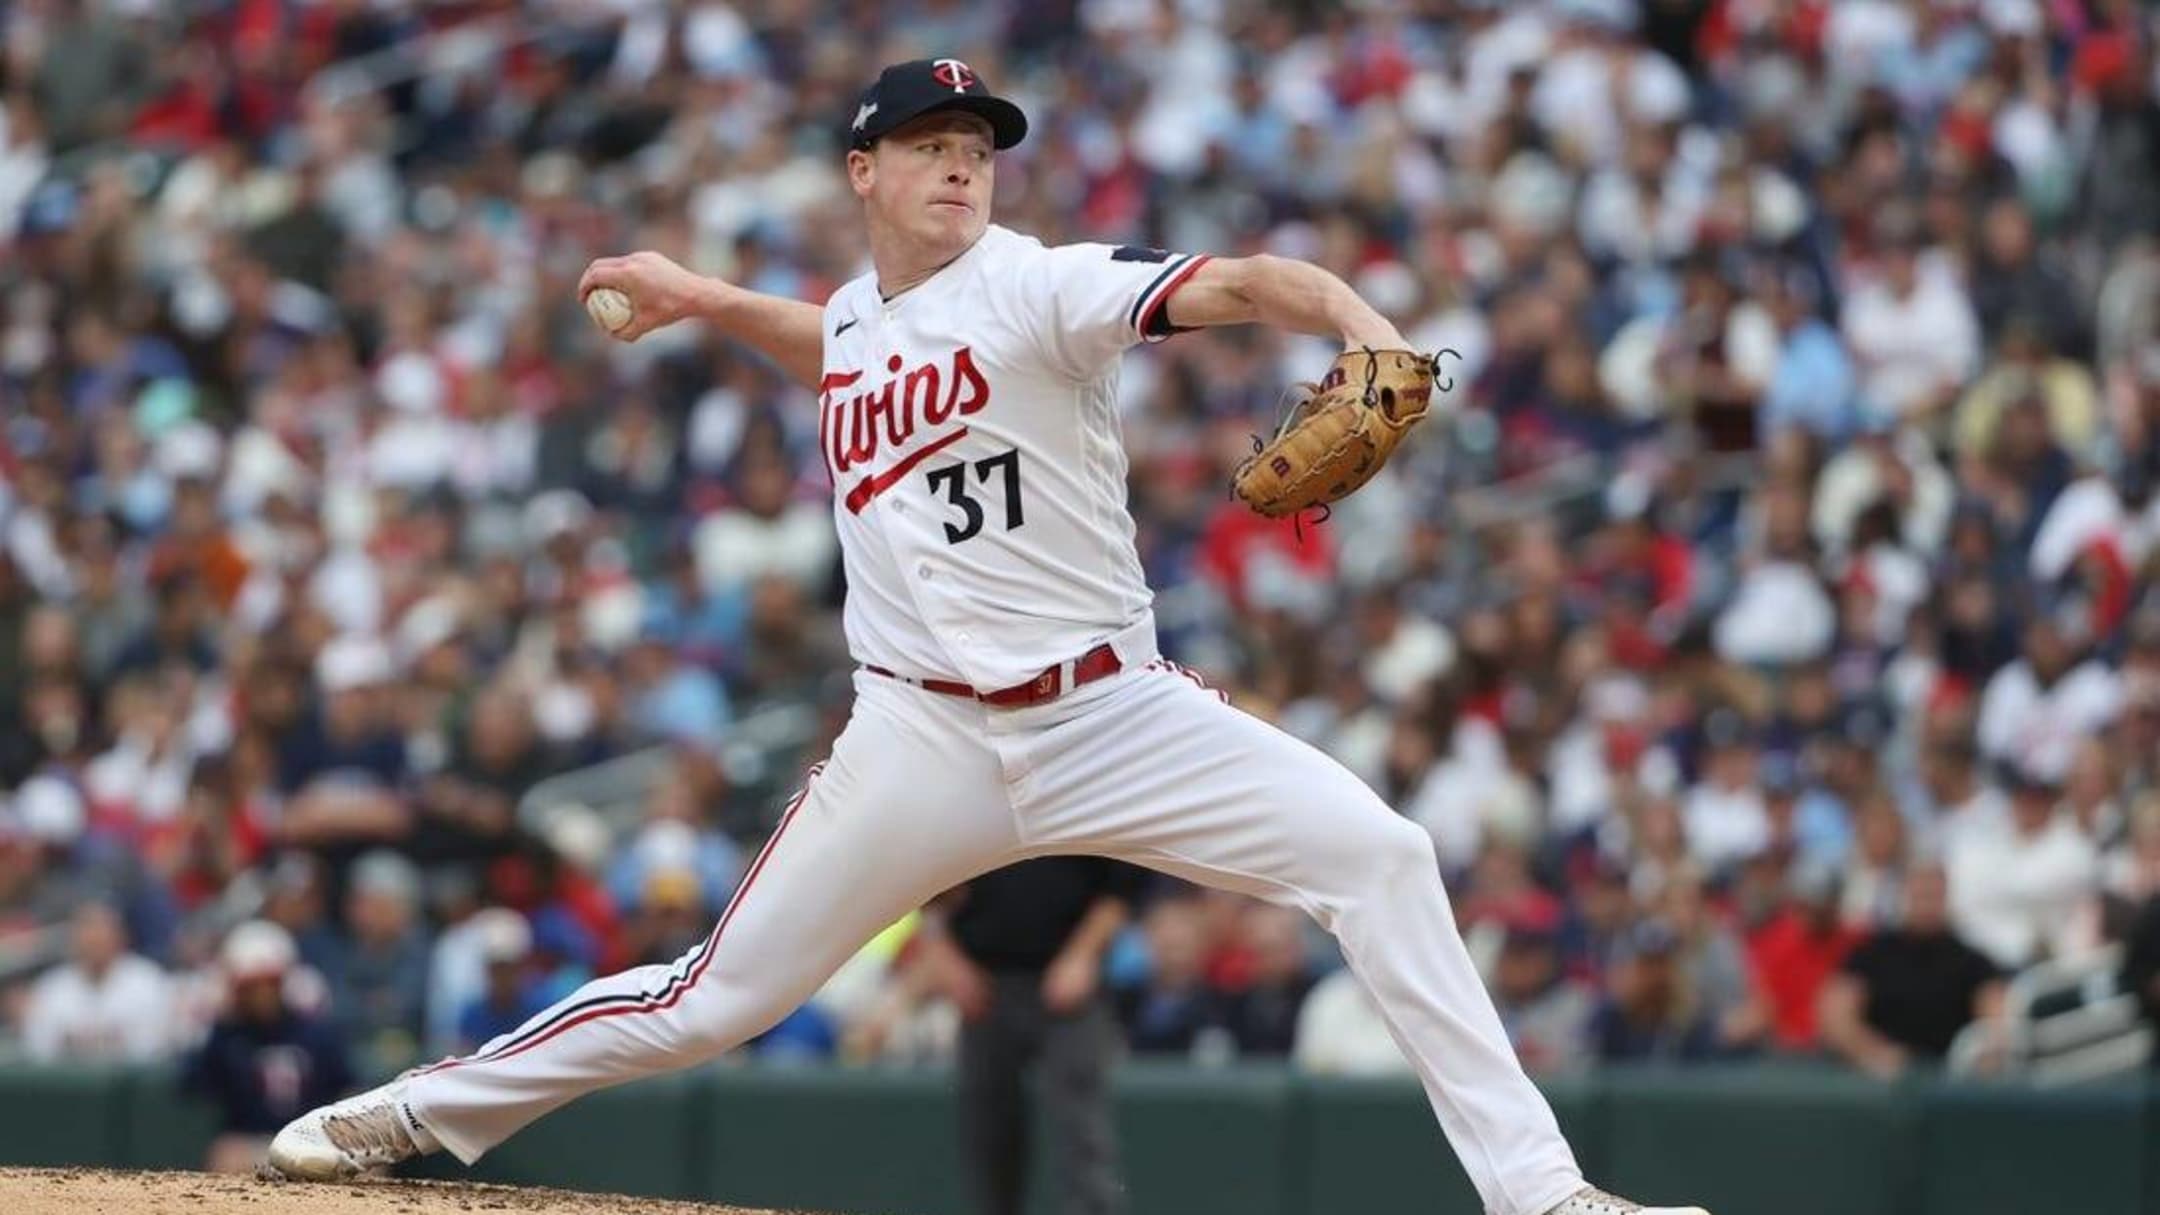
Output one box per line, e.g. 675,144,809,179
0,1167,803,1215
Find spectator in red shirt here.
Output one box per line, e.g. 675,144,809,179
1749,862,1866,1052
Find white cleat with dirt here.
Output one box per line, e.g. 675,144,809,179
262,1080,440,1181
1544,1185,1712,1215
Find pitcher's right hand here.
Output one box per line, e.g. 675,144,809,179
578,251,725,342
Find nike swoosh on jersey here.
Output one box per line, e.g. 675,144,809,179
834,317,860,336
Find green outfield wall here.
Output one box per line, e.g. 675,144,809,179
0,1062,2151,1215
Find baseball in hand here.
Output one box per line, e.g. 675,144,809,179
584,287,634,333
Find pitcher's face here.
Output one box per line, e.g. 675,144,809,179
850,112,994,258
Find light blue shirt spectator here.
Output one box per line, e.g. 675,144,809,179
1762,318,1859,443
1793,788,1859,871
1876,25,1991,118
607,820,744,918
632,663,733,746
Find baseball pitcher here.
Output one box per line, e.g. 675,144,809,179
266,58,1707,1215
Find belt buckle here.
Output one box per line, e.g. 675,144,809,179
985,665,1061,708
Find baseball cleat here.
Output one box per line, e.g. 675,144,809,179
1543,1185,1711,1215
263,1079,440,1181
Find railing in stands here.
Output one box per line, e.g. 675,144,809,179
1949,943,2154,1084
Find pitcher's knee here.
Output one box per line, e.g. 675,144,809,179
1345,814,1444,897
1310,816,1447,936
1384,813,1443,875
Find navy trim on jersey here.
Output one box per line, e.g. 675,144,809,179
1127,254,1195,335
1135,254,1212,341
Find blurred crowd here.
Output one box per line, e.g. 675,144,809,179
3,0,2160,1131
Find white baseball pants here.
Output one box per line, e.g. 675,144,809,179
404,661,1583,1215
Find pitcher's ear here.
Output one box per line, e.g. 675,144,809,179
846,147,877,194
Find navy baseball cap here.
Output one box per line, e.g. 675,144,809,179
846,58,1028,152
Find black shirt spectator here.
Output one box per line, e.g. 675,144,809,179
1969,200,2086,358
1840,930,1999,1058
1821,866,2004,1078
411,686,553,867
950,856,1149,974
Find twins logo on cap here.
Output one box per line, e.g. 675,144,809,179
846,58,1028,151
931,59,976,92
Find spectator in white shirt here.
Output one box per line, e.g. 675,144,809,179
1946,762,2102,969
1717,482,1836,666
1976,607,2123,786
1908,733,2003,848
20,901,173,1063
691,445,835,600
1811,420,1957,562
1683,708,1772,876
1841,220,1980,425
1354,590,1455,708
1292,967,1411,1076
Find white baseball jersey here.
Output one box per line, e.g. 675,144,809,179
815,225,1210,691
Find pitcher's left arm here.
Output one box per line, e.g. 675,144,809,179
1161,254,1407,351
